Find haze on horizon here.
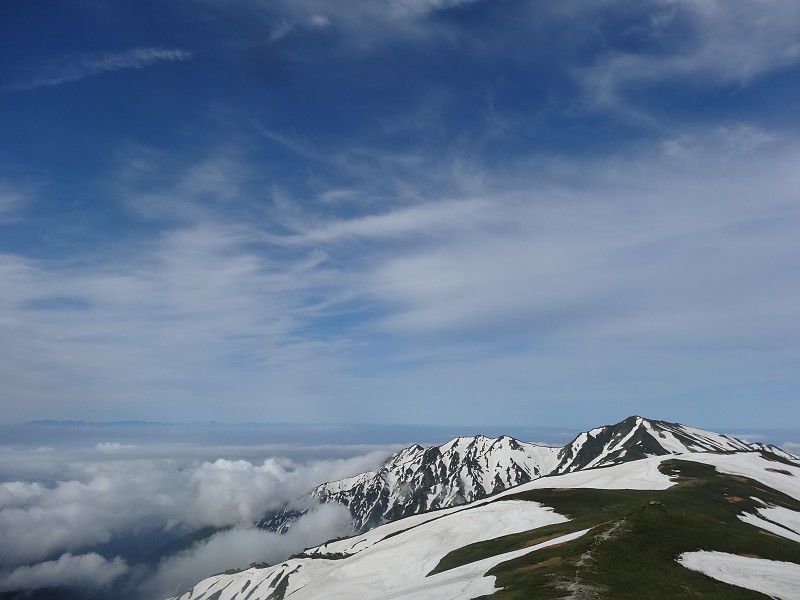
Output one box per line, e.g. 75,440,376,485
2,0,800,429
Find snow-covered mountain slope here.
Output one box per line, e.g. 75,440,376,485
262,416,793,534
552,415,794,474
263,434,561,532
170,451,800,600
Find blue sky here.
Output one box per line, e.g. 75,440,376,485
1,0,799,428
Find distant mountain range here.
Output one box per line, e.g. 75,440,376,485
172,415,800,600
261,415,794,533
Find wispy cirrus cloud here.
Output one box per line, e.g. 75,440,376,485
575,0,800,109
1,121,799,427
0,181,30,218
6,47,192,91
199,0,480,51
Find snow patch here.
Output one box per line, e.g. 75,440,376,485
739,504,800,543
677,551,800,599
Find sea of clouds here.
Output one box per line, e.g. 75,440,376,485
0,426,397,599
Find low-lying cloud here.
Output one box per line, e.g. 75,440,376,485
0,449,385,566
783,442,800,455
0,440,389,594
0,552,128,592
146,504,352,598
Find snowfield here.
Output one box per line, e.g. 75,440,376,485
307,453,674,559
677,551,800,600
169,500,571,600
374,528,590,600
504,453,675,494
739,504,800,544
682,452,800,499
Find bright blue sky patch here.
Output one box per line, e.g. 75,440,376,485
1,0,799,427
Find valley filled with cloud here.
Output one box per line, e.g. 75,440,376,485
0,426,393,597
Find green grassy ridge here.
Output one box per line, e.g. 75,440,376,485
427,488,659,576
428,457,800,599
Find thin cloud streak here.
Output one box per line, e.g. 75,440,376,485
283,197,492,244
6,47,192,91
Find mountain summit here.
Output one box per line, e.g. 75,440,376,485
552,415,789,474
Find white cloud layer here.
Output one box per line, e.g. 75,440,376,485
0,446,387,567
2,2,800,429
1,121,799,426
0,552,128,592
146,505,352,598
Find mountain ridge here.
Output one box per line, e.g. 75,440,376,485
171,449,800,600
261,415,794,535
